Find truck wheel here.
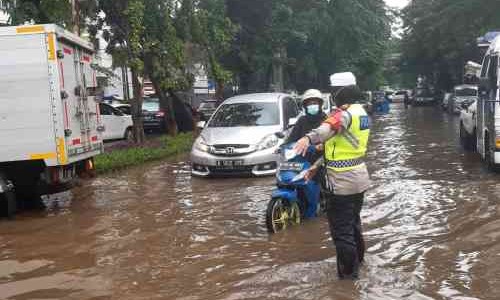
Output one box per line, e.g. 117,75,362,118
1,191,16,218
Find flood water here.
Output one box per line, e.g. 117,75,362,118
2,104,500,299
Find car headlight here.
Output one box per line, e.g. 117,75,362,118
194,136,210,152
257,134,279,151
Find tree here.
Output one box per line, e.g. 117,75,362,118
225,0,390,93
401,0,500,91
143,0,194,135
195,0,237,100
4,0,97,32
98,0,147,144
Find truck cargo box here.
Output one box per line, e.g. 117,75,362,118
0,24,103,167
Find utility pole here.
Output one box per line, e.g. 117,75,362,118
272,46,286,92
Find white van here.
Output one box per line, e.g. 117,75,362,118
477,35,500,169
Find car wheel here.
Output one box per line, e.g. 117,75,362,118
124,127,134,142
460,123,473,151
472,129,477,152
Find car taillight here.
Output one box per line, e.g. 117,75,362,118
156,111,165,117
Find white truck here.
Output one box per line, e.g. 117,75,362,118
477,35,500,169
0,24,103,216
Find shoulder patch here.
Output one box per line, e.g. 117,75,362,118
359,116,370,130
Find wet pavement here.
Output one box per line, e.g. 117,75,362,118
2,104,500,299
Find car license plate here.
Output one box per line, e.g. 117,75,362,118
216,160,244,168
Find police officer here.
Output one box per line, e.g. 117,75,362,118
294,72,371,279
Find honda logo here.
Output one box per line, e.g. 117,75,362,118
225,147,235,154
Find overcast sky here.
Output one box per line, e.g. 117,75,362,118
384,0,410,9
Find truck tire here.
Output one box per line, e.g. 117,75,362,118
1,191,16,218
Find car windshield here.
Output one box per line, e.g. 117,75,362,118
455,88,478,97
208,102,279,127
143,100,159,112
199,102,217,109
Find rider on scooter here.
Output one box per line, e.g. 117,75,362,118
286,89,326,218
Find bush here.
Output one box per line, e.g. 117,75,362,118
94,133,194,174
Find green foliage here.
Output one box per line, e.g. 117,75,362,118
143,0,191,92
226,0,391,92
4,0,70,26
401,0,500,90
4,0,97,32
195,0,237,93
94,133,194,173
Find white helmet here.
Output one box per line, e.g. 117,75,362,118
330,72,357,87
302,89,323,107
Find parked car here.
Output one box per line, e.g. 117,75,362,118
441,92,453,111
99,103,133,141
113,103,132,115
142,98,167,132
392,90,407,103
191,93,300,177
198,99,219,121
459,100,477,151
452,84,478,114
413,87,435,105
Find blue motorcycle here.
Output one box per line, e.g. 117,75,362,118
266,142,325,233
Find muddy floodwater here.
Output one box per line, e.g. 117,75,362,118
2,104,500,300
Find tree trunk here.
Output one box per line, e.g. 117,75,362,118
170,91,194,133
215,80,225,101
150,78,178,136
130,69,146,144
272,46,286,92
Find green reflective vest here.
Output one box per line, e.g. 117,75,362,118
324,104,370,172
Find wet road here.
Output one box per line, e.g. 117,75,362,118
2,104,500,299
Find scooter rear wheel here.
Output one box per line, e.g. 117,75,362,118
266,198,301,233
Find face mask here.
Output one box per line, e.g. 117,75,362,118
306,104,320,115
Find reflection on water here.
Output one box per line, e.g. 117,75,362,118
1,104,500,299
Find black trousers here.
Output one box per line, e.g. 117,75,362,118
326,192,365,279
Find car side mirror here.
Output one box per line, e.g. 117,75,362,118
197,121,206,129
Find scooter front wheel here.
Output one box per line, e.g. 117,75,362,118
266,197,301,233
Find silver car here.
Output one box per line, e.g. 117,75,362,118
191,93,300,177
